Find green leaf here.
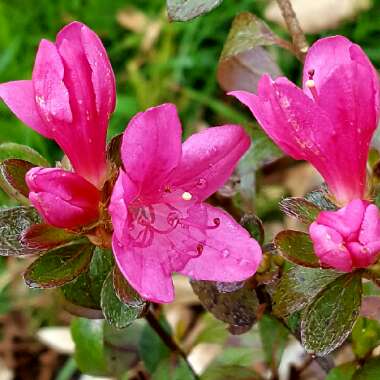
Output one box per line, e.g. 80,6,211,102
113,266,148,313
202,365,260,380
61,247,114,310
240,214,264,245
301,273,362,356
0,159,34,204
71,318,108,376
191,280,259,330
152,357,195,380
0,142,49,166
218,12,281,93
352,358,380,379
259,315,288,369
101,271,145,329
273,266,340,317
352,317,380,359
275,230,320,267
279,197,321,225
326,362,357,380
21,223,78,250
167,0,223,21
305,186,337,211
24,243,94,288
139,315,171,373
0,206,41,256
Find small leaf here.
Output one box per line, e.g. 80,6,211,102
326,362,357,380
21,223,78,250
279,197,321,225
101,271,145,329
240,214,264,245
352,317,380,359
273,266,341,317
71,318,108,376
139,315,171,373
301,273,362,356
259,315,288,369
305,185,337,211
202,365,261,380
0,206,41,256
0,142,49,166
352,357,380,380
152,357,195,380
275,230,320,267
218,12,281,93
113,266,148,313
24,243,94,288
61,247,114,310
167,0,223,21
0,159,34,204
191,280,259,330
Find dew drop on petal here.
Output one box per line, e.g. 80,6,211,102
221,249,230,258
238,258,250,266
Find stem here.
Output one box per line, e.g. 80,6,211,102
145,309,200,379
275,0,308,61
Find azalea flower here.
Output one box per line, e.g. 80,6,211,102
0,22,115,228
230,36,380,205
310,199,380,272
108,103,262,303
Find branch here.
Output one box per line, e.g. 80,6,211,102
145,309,200,379
275,0,308,61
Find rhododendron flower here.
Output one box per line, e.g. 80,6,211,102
0,22,116,229
310,199,380,272
108,103,262,303
230,36,380,205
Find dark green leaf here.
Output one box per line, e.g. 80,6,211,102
61,247,114,310
0,142,49,166
240,214,264,245
24,243,94,288
21,223,78,250
167,0,223,21
113,266,148,313
191,280,259,330
353,357,380,380
71,318,108,376
273,266,341,317
279,197,321,225
0,159,34,203
301,273,362,356
352,317,380,359
275,230,319,267
101,271,144,329
326,362,357,380
259,315,288,368
139,315,171,373
202,365,260,380
152,357,195,380
305,186,337,211
218,12,281,93
0,206,41,256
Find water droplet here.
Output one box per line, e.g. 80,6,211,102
88,138,93,144
196,178,207,189
221,249,230,258
78,99,83,105
238,259,250,266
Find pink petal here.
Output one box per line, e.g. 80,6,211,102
359,204,380,245
316,199,366,241
177,205,262,282
309,222,352,272
0,80,53,139
112,236,175,303
121,104,182,197
346,241,380,269
169,125,250,201
26,167,100,229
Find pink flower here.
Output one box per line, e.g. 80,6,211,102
309,199,380,272
230,36,380,205
108,103,262,303
26,167,101,229
0,21,115,189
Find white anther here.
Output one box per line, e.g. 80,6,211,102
182,191,192,201
306,79,315,88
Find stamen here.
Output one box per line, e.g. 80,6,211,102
306,78,318,101
182,191,192,201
